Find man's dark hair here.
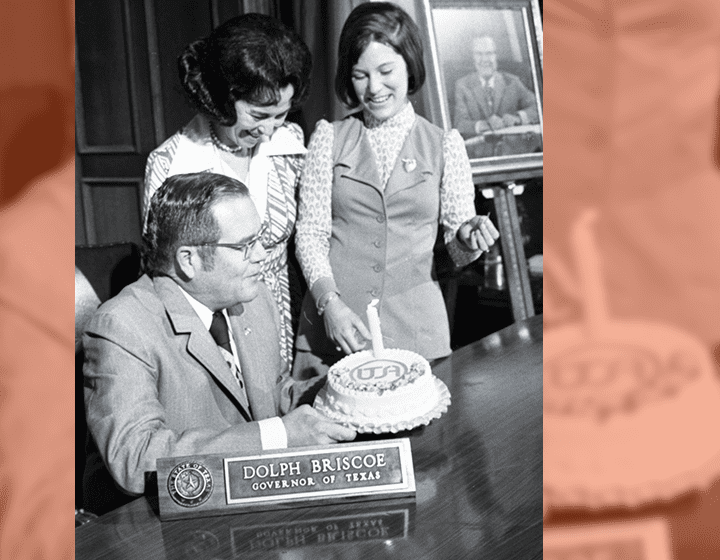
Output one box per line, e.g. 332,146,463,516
142,172,249,276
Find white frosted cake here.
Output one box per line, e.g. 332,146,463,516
314,349,450,431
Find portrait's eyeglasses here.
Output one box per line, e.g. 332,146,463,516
198,224,267,259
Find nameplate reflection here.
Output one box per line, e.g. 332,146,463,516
161,502,415,558
235,507,413,553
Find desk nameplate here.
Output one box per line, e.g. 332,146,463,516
157,439,415,520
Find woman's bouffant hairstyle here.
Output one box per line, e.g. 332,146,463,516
142,172,249,276
335,2,426,108
178,13,312,126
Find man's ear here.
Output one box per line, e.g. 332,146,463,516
175,246,199,279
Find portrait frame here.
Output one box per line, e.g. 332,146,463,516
418,0,543,182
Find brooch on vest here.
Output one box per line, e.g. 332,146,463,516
401,158,417,172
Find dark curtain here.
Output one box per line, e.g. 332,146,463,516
281,0,368,139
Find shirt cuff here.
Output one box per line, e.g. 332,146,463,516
447,234,483,269
310,276,340,306
258,417,288,450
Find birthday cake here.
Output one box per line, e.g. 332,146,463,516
314,349,451,433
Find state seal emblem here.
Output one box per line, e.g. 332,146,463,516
167,462,213,507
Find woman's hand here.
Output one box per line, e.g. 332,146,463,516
322,296,371,355
458,214,500,252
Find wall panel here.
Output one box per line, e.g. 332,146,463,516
82,179,143,246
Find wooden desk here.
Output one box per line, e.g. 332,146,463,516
76,316,542,559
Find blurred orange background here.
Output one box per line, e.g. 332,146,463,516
0,0,74,559
1,0,720,557
544,0,720,557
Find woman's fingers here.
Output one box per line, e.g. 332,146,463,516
464,215,500,251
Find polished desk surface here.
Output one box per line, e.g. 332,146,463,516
76,316,542,560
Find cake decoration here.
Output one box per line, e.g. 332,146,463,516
314,300,451,433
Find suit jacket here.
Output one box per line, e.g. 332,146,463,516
453,71,538,138
83,274,297,496
295,113,451,363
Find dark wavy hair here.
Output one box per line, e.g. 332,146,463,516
335,2,426,108
178,13,312,126
142,172,249,276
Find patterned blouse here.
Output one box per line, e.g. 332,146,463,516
296,102,481,294
143,114,305,368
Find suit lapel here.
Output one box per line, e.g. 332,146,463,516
492,73,506,115
154,277,252,420
228,296,279,421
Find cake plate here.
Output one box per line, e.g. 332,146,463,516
314,376,451,434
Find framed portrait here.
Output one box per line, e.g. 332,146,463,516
418,0,543,182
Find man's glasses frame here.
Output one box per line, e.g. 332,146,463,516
197,224,267,259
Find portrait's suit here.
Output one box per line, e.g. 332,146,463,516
453,71,538,138
83,274,300,501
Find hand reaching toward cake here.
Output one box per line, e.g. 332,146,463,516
282,405,357,446
322,296,371,355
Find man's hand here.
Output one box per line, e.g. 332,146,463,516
283,405,357,447
475,119,491,134
487,114,505,130
501,113,521,127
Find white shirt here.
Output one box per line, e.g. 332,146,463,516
179,287,287,450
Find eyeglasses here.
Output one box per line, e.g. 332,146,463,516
198,224,267,259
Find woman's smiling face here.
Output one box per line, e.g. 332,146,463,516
219,84,294,149
351,41,409,122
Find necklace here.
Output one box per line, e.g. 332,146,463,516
209,124,245,154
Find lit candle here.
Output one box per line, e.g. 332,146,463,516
366,299,384,357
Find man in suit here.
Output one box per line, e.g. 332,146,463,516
83,172,355,513
453,36,540,157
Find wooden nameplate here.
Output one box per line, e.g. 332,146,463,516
157,438,415,520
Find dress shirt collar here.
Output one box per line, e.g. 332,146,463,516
178,286,218,331
479,73,496,89
364,100,415,130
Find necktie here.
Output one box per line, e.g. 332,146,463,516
484,84,494,114
209,311,244,389
209,310,232,353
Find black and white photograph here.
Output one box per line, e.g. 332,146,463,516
422,0,543,179
74,1,540,557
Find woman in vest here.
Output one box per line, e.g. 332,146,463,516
143,14,311,369
293,2,499,384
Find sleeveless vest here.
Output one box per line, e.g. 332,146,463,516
296,113,451,361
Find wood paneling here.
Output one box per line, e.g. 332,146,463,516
76,0,140,152
81,179,143,246
75,0,297,246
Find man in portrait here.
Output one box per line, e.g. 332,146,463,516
453,35,540,158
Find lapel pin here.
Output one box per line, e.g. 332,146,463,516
244,327,252,336
401,158,417,172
